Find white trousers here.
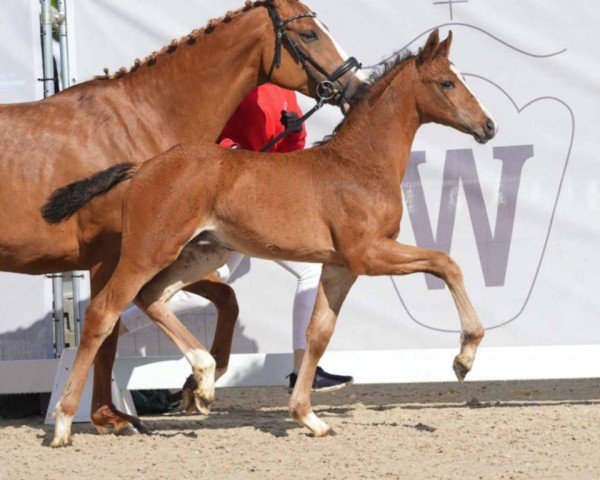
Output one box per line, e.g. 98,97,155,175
121,252,322,350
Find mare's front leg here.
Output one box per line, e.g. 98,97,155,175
134,244,230,414
289,265,356,436
362,238,484,380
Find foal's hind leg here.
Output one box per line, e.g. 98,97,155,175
184,273,239,380
51,261,164,447
362,239,484,380
180,274,239,413
134,244,230,414
289,265,356,436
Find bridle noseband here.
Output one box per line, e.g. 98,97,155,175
265,3,362,107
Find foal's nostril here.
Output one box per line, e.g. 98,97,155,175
484,120,496,136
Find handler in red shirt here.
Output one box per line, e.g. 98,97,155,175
218,84,306,153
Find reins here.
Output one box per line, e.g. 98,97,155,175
261,3,362,152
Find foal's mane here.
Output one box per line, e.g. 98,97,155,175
98,0,269,80
314,49,416,146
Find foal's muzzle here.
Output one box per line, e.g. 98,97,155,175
473,117,498,144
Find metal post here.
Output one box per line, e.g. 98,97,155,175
40,0,55,98
51,275,65,357
72,273,83,346
56,0,70,89
42,0,67,356
56,0,84,345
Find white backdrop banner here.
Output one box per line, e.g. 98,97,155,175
0,0,43,103
0,1,52,360
57,1,600,370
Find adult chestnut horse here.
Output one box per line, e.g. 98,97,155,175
0,0,362,437
46,29,497,445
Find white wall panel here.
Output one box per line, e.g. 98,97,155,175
44,1,600,378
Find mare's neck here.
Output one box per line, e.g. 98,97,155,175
331,61,421,183
120,8,269,147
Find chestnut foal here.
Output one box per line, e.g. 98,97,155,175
46,29,496,443
1,0,363,438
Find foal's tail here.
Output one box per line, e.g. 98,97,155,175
41,162,137,224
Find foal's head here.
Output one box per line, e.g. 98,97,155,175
260,0,364,106
413,29,497,143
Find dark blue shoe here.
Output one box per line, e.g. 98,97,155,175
288,366,354,393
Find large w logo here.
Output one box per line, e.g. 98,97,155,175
403,145,534,290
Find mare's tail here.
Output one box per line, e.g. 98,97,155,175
41,162,137,224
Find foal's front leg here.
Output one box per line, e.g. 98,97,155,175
363,238,484,380
289,265,356,436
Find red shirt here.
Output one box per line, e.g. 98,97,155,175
218,84,306,153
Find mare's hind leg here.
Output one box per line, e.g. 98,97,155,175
362,239,484,380
134,244,230,414
90,260,149,436
290,265,356,436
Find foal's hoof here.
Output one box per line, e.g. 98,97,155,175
50,435,72,448
194,395,212,416
294,411,332,437
452,355,472,382
310,422,332,438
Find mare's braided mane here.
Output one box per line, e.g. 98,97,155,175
99,1,269,80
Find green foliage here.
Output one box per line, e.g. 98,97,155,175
51,0,59,41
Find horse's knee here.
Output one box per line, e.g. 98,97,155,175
306,321,333,355
81,302,116,344
431,251,463,283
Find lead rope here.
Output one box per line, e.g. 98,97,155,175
260,98,325,152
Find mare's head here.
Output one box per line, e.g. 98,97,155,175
260,0,365,107
412,29,497,143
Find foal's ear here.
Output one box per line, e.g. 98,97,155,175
417,29,440,65
436,30,453,58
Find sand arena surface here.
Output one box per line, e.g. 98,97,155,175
0,379,598,480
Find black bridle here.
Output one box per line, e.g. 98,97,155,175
261,3,362,152
265,3,361,105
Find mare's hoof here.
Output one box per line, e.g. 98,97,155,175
114,423,151,437
132,420,152,436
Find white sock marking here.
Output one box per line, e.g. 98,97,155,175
52,402,73,446
300,411,331,437
185,349,216,399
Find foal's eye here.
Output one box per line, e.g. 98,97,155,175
299,30,318,43
440,81,455,90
